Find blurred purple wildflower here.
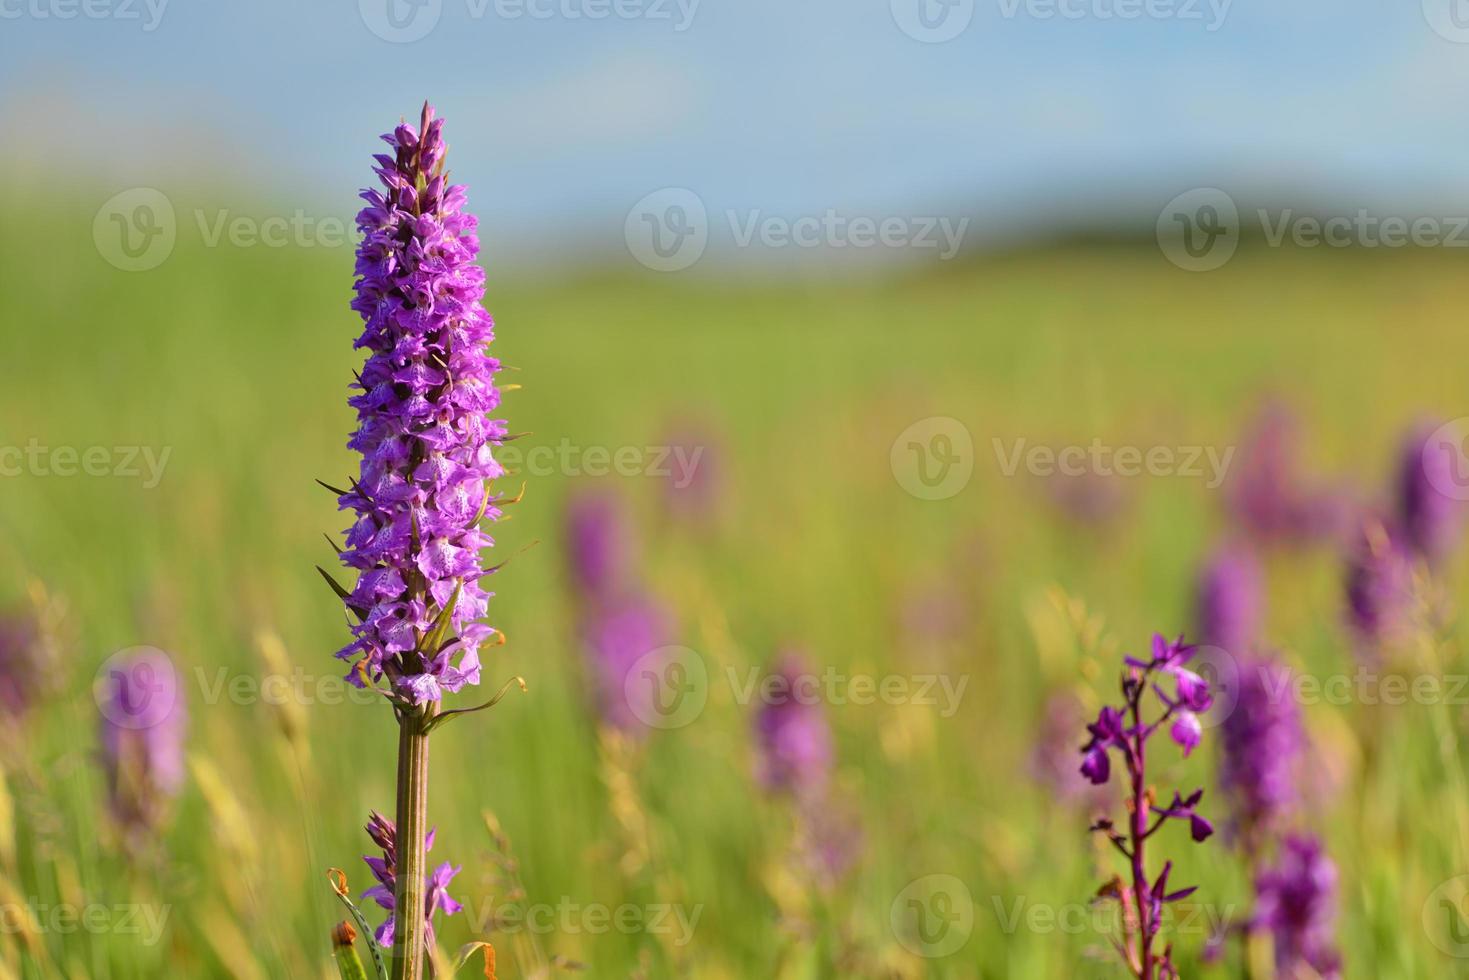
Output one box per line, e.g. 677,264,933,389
1249,835,1341,979
97,649,186,840
752,654,860,892
897,580,968,651
334,102,504,705
1029,691,1108,810
1194,545,1263,658
0,607,47,723
564,488,633,603
753,655,834,797
1343,520,1417,658
1043,469,1131,527
1217,652,1303,856
1396,421,1463,566
582,592,672,730
1225,403,1346,547
794,791,862,892
1082,634,1214,980
362,810,462,949
659,423,722,524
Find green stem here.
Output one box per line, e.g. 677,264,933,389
391,703,436,980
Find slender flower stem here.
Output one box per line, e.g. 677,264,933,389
392,703,437,980
1081,636,1213,980
1128,689,1152,980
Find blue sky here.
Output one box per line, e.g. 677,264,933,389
4,0,1467,268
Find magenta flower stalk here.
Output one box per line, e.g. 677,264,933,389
327,102,512,980
1080,634,1214,980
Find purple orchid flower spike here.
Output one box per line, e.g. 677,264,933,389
326,103,522,980
335,99,505,706
361,811,462,950
1081,632,1214,980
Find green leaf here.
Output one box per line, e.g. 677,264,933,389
317,566,367,623
451,941,496,977
420,580,462,657
316,566,353,602
427,676,527,733
328,870,389,980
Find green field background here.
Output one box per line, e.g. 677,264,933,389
2,188,1468,978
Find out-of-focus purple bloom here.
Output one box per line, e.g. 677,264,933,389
754,655,834,798
1030,692,1109,808
362,810,462,949
97,649,186,838
0,607,47,722
1218,652,1302,855
1397,421,1464,566
1344,520,1417,657
564,489,633,602
583,592,671,730
897,581,968,650
1043,469,1131,527
659,423,722,524
1250,835,1341,979
334,103,504,705
1225,403,1346,547
794,791,863,892
1083,633,1213,978
1195,546,1263,657
750,655,860,893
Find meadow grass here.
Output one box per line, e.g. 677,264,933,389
3,199,1469,977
